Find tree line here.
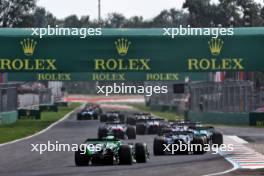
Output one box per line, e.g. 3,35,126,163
1,0,264,28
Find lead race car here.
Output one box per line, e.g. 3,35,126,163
98,122,136,139
77,108,99,120
77,103,102,120
75,136,149,166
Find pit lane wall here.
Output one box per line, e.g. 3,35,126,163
187,111,250,125
0,111,18,125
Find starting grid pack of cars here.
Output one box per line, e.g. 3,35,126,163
75,103,223,166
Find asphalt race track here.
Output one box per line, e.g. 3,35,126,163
0,108,245,176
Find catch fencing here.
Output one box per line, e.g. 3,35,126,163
189,81,260,113
146,81,262,113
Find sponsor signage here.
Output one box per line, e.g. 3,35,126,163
0,28,263,80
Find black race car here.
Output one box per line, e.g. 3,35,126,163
136,117,166,135
100,111,125,122
77,103,102,120
77,108,99,120
126,112,151,125
154,122,223,155
75,136,149,166
98,122,136,139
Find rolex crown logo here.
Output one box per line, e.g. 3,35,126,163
20,38,37,56
115,38,131,56
208,38,224,56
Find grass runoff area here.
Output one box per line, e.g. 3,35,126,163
131,103,183,121
0,103,80,144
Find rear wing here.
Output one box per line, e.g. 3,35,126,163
189,126,214,131
136,118,165,123
85,138,119,142
105,122,126,126
165,130,194,136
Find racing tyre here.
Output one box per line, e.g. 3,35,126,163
135,143,148,163
119,145,133,165
192,136,206,155
126,126,136,139
126,117,136,125
98,127,108,139
77,113,82,120
212,131,223,146
100,115,107,122
93,114,98,120
119,114,125,122
136,124,146,135
153,137,165,155
75,147,89,166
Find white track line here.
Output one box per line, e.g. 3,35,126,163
203,164,239,176
0,105,81,148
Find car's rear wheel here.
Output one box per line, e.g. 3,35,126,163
98,127,108,139
75,148,89,166
192,136,206,155
100,115,107,122
126,126,136,139
119,114,125,122
136,124,146,135
119,145,133,165
126,117,136,125
135,143,148,163
77,113,82,120
212,131,223,146
93,114,98,120
153,137,165,155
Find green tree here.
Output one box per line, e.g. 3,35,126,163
124,16,145,27
63,15,81,27
151,9,188,27
0,0,36,27
105,13,126,27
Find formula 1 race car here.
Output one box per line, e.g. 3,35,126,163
126,112,151,125
100,111,125,122
188,125,223,146
153,122,224,155
136,117,166,135
153,130,207,155
77,108,99,120
158,121,223,145
77,103,102,120
75,136,149,166
98,122,136,139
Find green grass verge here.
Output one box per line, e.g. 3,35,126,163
0,103,80,144
131,103,183,121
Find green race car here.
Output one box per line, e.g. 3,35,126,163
75,136,149,166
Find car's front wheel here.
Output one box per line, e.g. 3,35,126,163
75,148,89,166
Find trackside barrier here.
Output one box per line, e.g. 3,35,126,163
0,84,18,125
39,104,58,112
249,112,264,126
18,109,41,120
54,101,68,107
